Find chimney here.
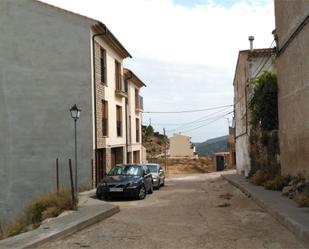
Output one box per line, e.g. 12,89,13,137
248,36,254,51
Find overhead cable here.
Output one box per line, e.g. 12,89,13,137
166,106,233,132
143,104,233,114
180,111,234,133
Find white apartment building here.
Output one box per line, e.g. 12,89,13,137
93,40,146,184
124,69,146,164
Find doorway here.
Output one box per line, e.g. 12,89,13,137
96,149,106,184
111,147,124,168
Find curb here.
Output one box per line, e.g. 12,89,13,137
222,174,309,247
0,204,119,249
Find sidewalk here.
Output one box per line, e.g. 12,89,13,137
222,173,309,246
0,190,119,249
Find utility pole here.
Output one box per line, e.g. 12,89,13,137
163,128,167,172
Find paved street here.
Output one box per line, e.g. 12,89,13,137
40,172,305,249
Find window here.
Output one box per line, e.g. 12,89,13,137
135,88,139,108
100,48,106,84
116,105,122,137
115,60,121,90
136,118,140,143
129,115,132,144
102,100,108,136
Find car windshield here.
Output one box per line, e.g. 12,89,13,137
107,165,142,176
147,165,159,173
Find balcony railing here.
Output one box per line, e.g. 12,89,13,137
135,95,144,112
115,75,128,98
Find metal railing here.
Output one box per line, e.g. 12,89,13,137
116,75,128,93
136,95,144,110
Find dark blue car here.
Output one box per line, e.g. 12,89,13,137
96,164,153,200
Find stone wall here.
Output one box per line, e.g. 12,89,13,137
275,0,309,177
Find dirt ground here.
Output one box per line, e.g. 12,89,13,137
160,157,215,175
40,172,305,249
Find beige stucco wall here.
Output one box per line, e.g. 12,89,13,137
127,77,143,163
94,37,126,149
234,50,273,176
234,51,250,175
169,134,195,157
275,0,309,177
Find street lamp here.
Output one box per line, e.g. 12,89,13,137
70,104,81,208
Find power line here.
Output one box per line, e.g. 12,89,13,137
166,106,233,132
151,106,233,127
180,111,233,133
234,40,276,107
251,39,275,78
252,56,272,79
143,104,233,114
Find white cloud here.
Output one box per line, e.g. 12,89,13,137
41,0,274,66
40,0,275,142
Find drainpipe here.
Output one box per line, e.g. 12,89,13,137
92,27,107,186
125,71,133,164
125,98,129,164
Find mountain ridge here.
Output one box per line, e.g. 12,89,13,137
194,135,228,156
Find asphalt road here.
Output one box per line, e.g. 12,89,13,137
40,172,305,249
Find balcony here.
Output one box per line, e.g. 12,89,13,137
115,75,128,98
135,95,144,112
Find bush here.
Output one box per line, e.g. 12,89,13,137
250,170,267,186
24,190,74,226
42,207,62,221
0,220,27,239
264,175,290,191
0,189,74,239
294,192,309,207
291,174,305,185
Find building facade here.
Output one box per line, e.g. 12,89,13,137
124,69,146,165
233,40,274,176
274,1,309,177
228,126,236,169
0,0,145,224
92,25,131,185
168,134,197,158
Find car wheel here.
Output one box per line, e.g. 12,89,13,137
137,185,146,200
156,180,160,190
149,182,154,194
96,189,104,200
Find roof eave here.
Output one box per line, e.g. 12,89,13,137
95,23,132,59
124,68,146,87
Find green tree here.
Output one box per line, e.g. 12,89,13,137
249,71,278,131
142,125,154,143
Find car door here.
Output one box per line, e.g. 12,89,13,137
159,167,165,182
143,166,151,190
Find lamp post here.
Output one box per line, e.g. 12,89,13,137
70,104,81,208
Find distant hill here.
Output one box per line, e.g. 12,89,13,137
194,135,228,157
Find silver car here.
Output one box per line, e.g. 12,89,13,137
145,163,165,189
